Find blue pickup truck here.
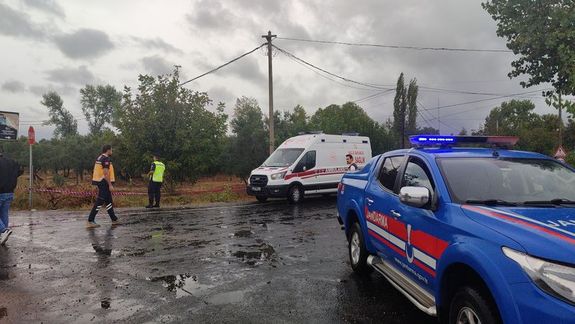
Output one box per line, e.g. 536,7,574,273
337,135,575,324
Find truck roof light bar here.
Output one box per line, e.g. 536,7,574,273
409,135,519,147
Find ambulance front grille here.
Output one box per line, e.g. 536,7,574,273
250,175,268,186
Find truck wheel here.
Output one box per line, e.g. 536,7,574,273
349,222,372,275
449,286,500,324
288,185,304,204
256,196,268,203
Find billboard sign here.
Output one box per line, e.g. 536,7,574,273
0,111,19,140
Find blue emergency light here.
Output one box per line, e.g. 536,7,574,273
409,135,519,147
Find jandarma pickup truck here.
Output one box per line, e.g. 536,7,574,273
337,135,575,324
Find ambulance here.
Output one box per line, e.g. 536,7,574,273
247,132,372,203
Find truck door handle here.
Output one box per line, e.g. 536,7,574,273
366,197,374,205
390,210,401,218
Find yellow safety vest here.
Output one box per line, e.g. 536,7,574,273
92,155,115,183
152,161,165,182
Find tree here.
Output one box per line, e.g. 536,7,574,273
41,91,78,138
226,97,268,182
392,73,407,148
482,100,539,136
406,79,419,135
115,69,227,182
482,1,575,111
80,85,122,135
309,102,394,154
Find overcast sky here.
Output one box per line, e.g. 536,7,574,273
0,0,562,139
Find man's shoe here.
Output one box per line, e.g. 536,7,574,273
86,221,101,229
0,229,13,245
145,205,153,209
152,205,160,208
111,220,122,226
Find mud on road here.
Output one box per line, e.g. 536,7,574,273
0,197,436,323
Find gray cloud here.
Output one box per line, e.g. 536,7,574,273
53,28,114,59
23,0,65,18
0,2,47,39
1,80,26,93
141,55,177,76
45,65,96,85
131,37,183,54
30,84,76,96
186,0,235,31
225,56,266,85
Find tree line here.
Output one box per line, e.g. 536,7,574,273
2,67,572,185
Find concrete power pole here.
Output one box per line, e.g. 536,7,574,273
262,31,276,155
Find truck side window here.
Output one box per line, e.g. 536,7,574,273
378,156,404,191
294,151,316,172
402,158,435,197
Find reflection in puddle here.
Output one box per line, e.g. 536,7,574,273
148,274,213,298
207,290,245,305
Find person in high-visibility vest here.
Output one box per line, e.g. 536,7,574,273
86,145,120,228
146,153,165,208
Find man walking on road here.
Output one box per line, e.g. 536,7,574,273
146,153,165,208
86,145,120,228
0,152,23,245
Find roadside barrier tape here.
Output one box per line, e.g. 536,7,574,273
29,185,247,197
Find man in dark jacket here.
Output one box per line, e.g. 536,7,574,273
0,152,23,245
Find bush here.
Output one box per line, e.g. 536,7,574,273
53,174,66,187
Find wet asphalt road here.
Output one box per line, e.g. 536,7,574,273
0,197,436,324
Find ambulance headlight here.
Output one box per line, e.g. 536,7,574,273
270,171,287,180
503,247,575,304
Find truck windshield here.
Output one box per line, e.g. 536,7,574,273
262,148,305,167
437,158,575,204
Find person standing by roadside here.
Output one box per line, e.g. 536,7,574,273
146,153,165,208
86,145,120,228
0,152,23,245
346,154,358,171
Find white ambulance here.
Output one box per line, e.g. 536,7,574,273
247,133,372,203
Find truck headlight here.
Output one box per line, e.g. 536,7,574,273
503,247,575,305
270,171,287,180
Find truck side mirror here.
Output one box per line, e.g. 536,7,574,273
399,186,430,208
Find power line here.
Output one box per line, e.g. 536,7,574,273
421,88,551,111
277,37,513,53
353,89,396,104
179,44,267,87
272,45,393,91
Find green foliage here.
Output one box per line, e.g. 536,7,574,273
224,97,268,182
52,174,65,187
80,84,122,135
115,70,227,182
41,91,78,138
392,73,419,148
482,0,575,96
479,99,560,155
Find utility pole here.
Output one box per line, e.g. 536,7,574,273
262,31,277,155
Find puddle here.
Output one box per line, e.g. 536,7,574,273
206,290,245,305
148,274,214,298
233,230,253,238
0,307,7,319
232,243,276,265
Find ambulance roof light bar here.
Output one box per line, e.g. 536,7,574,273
409,135,519,148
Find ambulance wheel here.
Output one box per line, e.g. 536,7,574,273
287,184,304,204
349,222,372,275
449,286,500,324
256,196,268,203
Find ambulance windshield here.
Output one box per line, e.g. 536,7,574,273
262,148,305,167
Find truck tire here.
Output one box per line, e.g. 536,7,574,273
449,286,500,324
256,196,268,203
287,185,304,204
349,222,372,275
